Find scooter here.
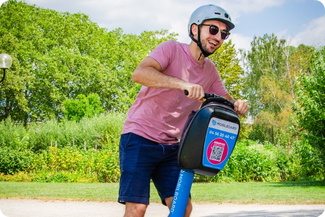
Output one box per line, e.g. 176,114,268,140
169,92,240,217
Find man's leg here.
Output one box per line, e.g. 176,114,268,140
124,202,148,217
165,197,193,217
118,133,164,216
152,143,193,216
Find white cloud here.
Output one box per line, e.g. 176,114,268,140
15,0,325,50
66,0,196,33
289,16,325,47
231,33,254,51
223,0,286,20
232,0,285,12
23,0,286,33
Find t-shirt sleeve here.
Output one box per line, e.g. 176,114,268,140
148,40,176,71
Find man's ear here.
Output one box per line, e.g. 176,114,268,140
191,24,198,37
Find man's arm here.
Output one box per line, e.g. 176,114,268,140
132,56,205,100
223,94,249,115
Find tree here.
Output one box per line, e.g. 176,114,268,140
295,47,325,165
108,29,177,112
241,34,294,144
0,0,176,123
209,40,251,138
242,34,288,116
62,93,104,122
210,40,244,100
0,0,112,123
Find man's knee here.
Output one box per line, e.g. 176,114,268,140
124,202,148,217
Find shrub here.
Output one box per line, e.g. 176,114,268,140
202,139,324,183
23,112,124,151
214,141,281,182
62,93,104,122
31,146,120,183
293,140,324,180
1,112,323,183
0,118,29,149
0,147,36,175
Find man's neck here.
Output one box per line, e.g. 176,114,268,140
189,41,205,63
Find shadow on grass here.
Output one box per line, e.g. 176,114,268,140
202,209,324,217
269,180,325,187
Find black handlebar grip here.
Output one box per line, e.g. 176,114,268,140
184,90,218,100
184,90,234,109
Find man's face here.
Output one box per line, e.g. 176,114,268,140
192,20,229,56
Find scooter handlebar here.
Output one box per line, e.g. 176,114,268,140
184,90,219,99
184,90,234,109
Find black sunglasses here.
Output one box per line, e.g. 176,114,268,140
201,24,230,40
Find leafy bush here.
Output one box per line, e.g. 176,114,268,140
211,140,281,182
0,111,123,182
0,117,29,149
31,146,120,183
1,112,324,183
0,112,125,152
62,93,104,122
295,47,325,168
32,171,96,183
0,147,36,175
293,140,324,180
199,140,324,183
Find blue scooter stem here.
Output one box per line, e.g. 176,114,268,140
169,169,194,217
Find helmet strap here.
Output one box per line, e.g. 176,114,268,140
190,25,211,60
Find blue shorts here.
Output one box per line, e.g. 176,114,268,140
118,133,180,205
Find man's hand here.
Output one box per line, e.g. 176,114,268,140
184,84,205,103
233,100,249,115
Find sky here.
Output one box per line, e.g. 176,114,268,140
1,0,324,51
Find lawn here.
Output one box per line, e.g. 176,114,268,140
0,181,324,204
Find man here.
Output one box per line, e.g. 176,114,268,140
118,4,249,217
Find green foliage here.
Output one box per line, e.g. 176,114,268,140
293,140,324,180
0,0,176,123
206,140,281,182
240,34,321,149
0,112,123,182
1,112,323,182
0,112,125,151
32,172,83,183
242,34,288,117
31,146,120,183
209,40,250,136
196,140,324,183
295,47,325,166
62,93,104,121
0,1,324,184
0,147,36,175
0,117,29,149
243,34,293,145
210,40,244,100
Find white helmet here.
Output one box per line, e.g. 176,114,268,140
188,4,235,37
188,4,235,58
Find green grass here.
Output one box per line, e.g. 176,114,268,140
0,181,324,204
192,181,325,204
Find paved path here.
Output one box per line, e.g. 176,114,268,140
0,199,324,217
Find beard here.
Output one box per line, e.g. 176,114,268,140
200,39,220,57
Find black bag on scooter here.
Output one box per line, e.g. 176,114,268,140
178,94,240,176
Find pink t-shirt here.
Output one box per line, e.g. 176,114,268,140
122,40,228,144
